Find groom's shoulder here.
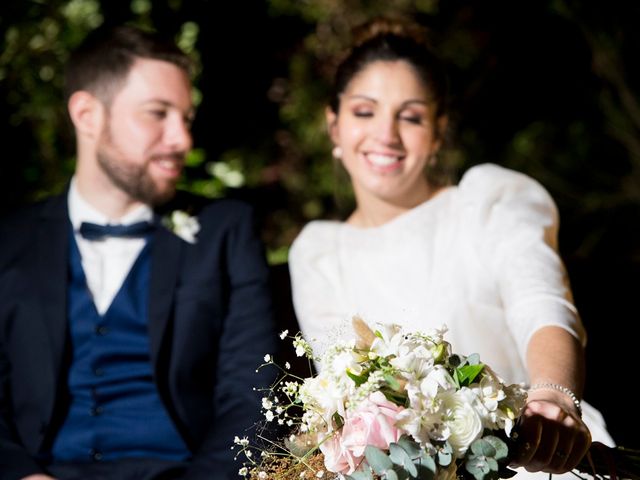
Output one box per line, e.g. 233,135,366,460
160,190,256,227
0,193,66,231
0,193,66,265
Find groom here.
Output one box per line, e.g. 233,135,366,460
0,25,276,480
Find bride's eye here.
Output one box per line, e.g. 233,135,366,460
400,115,423,125
353,110,373,118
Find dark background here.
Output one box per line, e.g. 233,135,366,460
1,0,638,448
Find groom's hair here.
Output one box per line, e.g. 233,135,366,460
64,24,192,107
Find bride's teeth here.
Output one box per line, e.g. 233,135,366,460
159,159,177,169
368,154,398,166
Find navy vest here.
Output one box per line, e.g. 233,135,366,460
51,234,190,463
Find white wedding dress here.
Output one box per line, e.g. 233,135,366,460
289,163,614,479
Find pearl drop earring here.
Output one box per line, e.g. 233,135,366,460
332,146,343,159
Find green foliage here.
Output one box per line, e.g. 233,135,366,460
343,435,516,480
465,436,517,480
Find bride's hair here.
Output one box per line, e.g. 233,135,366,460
327,16,453,195
329,16,448,122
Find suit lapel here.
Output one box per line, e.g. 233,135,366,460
148,224,184,365
37,194,70,377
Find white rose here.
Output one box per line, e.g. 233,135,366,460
439,389,483,457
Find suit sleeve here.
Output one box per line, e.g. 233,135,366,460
0,223,49,480
183,204,278,480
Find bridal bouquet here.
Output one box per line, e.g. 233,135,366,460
234,317,529,480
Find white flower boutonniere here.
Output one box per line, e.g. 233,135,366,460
163,210,200,244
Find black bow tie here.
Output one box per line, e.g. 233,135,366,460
79,221,155,240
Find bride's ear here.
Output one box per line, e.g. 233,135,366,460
433,114,449,152
325,106,340,145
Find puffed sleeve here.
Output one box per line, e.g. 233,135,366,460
288,221,348,353
459,164,586,358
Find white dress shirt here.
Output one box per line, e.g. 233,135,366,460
67,179,153,315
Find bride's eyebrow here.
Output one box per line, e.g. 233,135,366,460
344,95,428,107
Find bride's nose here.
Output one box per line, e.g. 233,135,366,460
372,115,401,145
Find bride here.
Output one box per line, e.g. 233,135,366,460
288,16,615,478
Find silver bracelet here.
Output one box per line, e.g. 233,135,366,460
529,383,582,417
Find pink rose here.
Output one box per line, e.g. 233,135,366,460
320,391,404,474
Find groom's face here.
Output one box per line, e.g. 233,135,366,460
96,57,194,206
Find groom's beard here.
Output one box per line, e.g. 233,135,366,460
96,125,181,207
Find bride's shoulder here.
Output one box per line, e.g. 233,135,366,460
289,220,342,261
455,163,559,234
458,163,556,209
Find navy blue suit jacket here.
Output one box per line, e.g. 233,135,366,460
0,191,277,480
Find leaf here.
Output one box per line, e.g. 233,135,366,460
384,373,401,391
456,364,485,386
470,438,497,457
389,443,418,477
346,470,374,480
347,369,369,386
384,469,399,480
438,443,453,466
466,456,491,475
466,353,481,365
365,445,394,474
482,435,508,460
419,450,437,472
396,435,422,458
381,388,409,407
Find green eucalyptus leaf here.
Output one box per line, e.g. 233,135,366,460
346,470,374,480
438,443,453,466
389,443,418,477
466,456,490,475
384,469,399,480
483,435,508,460
474,469,488,480
487,457,499,471
365,445,394,474
470,438,497,457
419,450,437,472
396,435,422,457
467,353,481,365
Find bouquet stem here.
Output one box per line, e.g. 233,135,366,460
575,442,640,479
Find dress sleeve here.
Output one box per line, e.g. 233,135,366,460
459,164,587,358
288,222,349,353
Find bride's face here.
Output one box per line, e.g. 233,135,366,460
326,60,443,206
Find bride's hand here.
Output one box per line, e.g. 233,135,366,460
511,390,591,474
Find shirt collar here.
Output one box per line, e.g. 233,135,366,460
67,177,154,232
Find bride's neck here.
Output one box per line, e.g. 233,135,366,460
347,184,439,228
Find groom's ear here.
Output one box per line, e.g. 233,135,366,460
68,90,105,140
325,106,340,145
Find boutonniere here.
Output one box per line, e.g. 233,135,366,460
162,210,200,244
